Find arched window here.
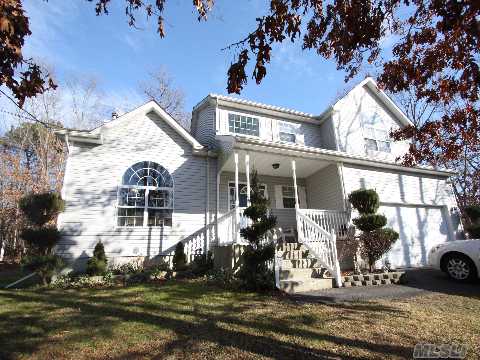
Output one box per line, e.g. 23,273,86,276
117,161,173,227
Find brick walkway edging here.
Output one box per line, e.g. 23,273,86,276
342,271,406,287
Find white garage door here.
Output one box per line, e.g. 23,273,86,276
379,205,451,268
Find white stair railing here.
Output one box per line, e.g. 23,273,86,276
296,210,342,287
299,209,350,238
217,208,237,246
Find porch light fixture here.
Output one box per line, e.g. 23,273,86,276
272,163,280,170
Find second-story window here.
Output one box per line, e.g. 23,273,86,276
228,113,259,137
364,126,391,153
279,121,298,143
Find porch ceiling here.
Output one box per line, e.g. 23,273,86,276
221,150,330,178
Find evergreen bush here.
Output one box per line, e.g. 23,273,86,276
86,241,108,276
172,242,187,271
352,214,387,232
22,254,64,285
19,192,65,226
20,226,61,255
347,189,379,215
348,188,399,271
237,170,277,291
19,192,65,284
465,205,480,223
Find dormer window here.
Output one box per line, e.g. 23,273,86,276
228,113,259,137
364,126,391,153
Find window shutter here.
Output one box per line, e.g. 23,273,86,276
298,186,307,208
275,185,284,209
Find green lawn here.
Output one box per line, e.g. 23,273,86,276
0,279,479,359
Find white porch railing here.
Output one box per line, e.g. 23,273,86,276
296,209,342,287
299,209,351,238
217,208,237,246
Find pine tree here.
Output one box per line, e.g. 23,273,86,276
237,170,277,291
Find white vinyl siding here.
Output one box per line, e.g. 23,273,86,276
331,84,409,160
192,104,216,148
305,164,344,210
57,111,217,262
215,107,323,149
228,113,260,137
363,126,391,153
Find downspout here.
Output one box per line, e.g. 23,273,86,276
205,153,210,254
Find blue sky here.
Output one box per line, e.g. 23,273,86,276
20,0,375,117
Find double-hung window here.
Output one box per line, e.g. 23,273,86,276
117,161,174,227
364,126,391,153
229,182,267,209
278,121,297,143
228,113,259,137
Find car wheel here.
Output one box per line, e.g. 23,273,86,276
444,254,477,282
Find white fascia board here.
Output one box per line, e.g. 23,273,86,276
228,135,455,177
204,94,319,124
54,129,103,144
363,78,414,127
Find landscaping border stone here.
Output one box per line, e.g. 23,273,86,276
342,271,405,287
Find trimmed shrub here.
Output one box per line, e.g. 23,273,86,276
22,255,64,285
465,205,480,223
190,251,214,276
86,242,108,276
21,226,61,255
348,189,380,215
467,224,480,238
352,214,387,232
237,170,277,291
172,242,187,271
360,228,399,271
19,192,65,226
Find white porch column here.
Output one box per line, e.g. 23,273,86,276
234,152,240,242
245,153,251,206
291,159,299,209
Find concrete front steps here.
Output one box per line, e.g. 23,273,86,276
276,241,335,294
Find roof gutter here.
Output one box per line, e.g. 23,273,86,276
222,135,455,177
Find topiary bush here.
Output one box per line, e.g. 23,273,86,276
20,226,61,255
22,254,64,285
360,228,399,271
352,214,387,232
347,189,380,215
19,192,65,226
19,192,65,284
86,242,108,276
237,170,277,291
348,188,399,271
172,242,187,271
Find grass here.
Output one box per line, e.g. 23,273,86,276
0,279,479,359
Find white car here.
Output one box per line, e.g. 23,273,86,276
428,239,480,282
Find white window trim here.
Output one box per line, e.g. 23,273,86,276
116,162,175,229
228,181,268,210
227,111,261,138
278,121,298,144
116,187,174,228
363,125,392,153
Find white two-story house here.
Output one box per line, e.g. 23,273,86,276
56,78,461,288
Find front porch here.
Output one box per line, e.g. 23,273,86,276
215,147,352,288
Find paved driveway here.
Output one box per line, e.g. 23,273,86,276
293,269,480,303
